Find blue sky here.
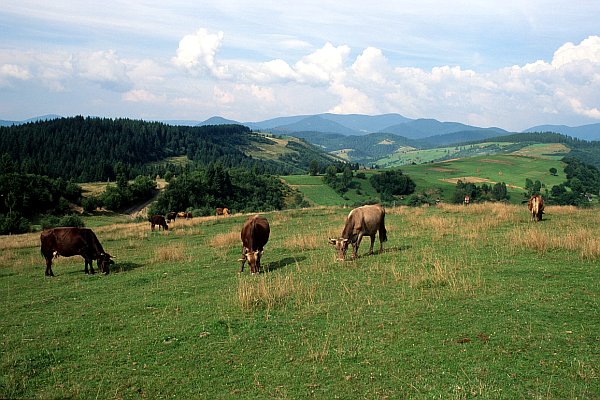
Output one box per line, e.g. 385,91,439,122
1,0,599,131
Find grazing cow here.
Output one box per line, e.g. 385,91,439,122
239,215,270,274
177,211,186,218
329,204,387,261
149,215,168,231
40,227,113,276
216,207,230,216
185,211,193,219
166,211,177,223
528,194,545,222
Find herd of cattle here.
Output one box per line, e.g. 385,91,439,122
39,196,545,276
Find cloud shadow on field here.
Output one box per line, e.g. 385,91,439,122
264,256,306,272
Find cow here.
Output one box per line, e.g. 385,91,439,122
149,215,168,231
40,227,113,276
216,207,230,216
166,211,177,223
329,204,387,261
177,211,186,218
238,215,270,274
185,211,193,219
528,194,544,222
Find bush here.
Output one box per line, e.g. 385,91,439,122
40,214,61,230
0,211,30,234
59,214,85,228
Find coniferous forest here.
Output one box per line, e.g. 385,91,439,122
0,116,307,181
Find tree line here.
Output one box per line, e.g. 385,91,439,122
0,117,317,181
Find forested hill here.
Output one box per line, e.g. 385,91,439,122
0,117,329,181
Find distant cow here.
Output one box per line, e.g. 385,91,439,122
177,211,186,218
528,194,544,222
185,211,192,219
216,207,230,216
239,215,270,274
149,215,168,231
329,204,387,261
40,227,113,276
166,211,177,223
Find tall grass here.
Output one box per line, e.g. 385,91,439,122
508,226,600,260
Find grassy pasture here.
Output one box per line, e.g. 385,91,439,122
1,204,599,399
401,155,567,203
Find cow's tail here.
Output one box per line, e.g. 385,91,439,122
380,213,388,242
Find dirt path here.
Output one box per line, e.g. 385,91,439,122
124,180,167,218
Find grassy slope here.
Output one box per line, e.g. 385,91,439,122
282,153,567,207
398,153,566,203
1,204,598,399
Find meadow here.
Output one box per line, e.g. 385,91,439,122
1,203,598,399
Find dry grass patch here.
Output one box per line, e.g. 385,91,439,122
0,232,39,251
399,249,483,297
237,272,315,313
210,229,239,248
153,243,190,263
281,233,321,251
508,226,600,260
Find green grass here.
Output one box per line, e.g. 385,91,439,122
400,154,567,203
378,142,516,167
282,174,381,206
1,204,599,399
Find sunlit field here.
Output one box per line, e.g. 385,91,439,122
1,204,598,399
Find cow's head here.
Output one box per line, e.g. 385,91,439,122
240,250,263,273
97,253,114,274
329,238,350,261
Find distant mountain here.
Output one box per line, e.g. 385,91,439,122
271,115,360,135
420,128,511,147
523,123,600,141
379,118,504,139
1,114,62,126
318,113,412,133
197,116,241,126
288,130,419,163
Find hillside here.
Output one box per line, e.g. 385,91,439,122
0,117,339,181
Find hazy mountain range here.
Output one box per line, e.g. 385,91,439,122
2,113,599,141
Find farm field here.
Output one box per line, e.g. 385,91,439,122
1,204,598,399
400,154,567,203
377,142,516,167
281,174,380,206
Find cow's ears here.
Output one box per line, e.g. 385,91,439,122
342,238,349,243
328,238,337,245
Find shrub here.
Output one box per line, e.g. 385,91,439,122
59,214,85,228
0,211,30,234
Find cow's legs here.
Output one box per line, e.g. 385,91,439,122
85,258,95,274
239,248,247,273
352,233,364,259
368,235,376,255
44,256,54,277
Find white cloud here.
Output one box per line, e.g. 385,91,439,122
172,28,226,77
293,42,351,84
77,50,131,91
122,89,165,103
0,64,31,81
552,35,600,67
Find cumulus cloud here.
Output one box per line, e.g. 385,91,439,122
293,42,350,84
0,64,31,81
172,28,226,77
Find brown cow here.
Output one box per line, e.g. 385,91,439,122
185,211,193,219
216,207,230,216
166,211,177,223
329,204,387,261
40,227,113,276
149,215,168,231
177,211,186,218
528,194,544,222
239,215,270,274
